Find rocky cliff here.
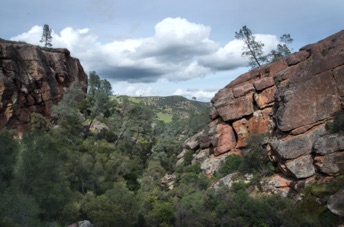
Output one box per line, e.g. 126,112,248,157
177,30,344,205
0,41,87,131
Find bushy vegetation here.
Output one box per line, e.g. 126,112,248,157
216,133,274,180
0,72,342,226
326,110,344,133
0,38,27,44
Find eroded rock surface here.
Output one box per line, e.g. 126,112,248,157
0,41,87,131
176,31,344,210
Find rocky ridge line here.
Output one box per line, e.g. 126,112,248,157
0,41,87,131
176,30,344,208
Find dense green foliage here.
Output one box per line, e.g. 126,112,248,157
0,72,342,226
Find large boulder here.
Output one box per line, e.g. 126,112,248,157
327,187,344,217
270,126,325,160
212,122,236,156
275,71,341,132
200,153,229,176
283,155,315,179
314,152,344,175
215,92,254,122
314,133,344,155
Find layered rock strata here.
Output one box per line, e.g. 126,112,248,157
0,41,87,131
177,30,344,198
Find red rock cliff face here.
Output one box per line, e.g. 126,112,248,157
0,41,87,131
177,30,344,184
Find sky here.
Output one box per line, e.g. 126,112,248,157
1,0,344,102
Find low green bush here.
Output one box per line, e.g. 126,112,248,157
326,110,344,133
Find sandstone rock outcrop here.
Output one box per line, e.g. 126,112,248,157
0,41,87,131
177,30,344,213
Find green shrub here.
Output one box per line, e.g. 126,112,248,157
326,110,344,133
216,155,243,178
332,110,344,133
240,133,274,176
183,150,193,166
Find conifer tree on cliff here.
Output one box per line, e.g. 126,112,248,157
40,24,53,47
235,25,266,68
268,34,293,62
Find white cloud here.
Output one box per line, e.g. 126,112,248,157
109,81,154,97
12,25,42,44
10,18,219,83
173,88,216,102
199,34,279,70
11,18,279,85
125,84,153,97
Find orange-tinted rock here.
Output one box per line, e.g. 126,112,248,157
268,174,294,188
182,30,344,184
0,41,87,130
233,83,255,98
285,50,310,66
216,92,254,122
213,122,236,156
273,64,300,87
248,108,272,134
232,108,272,148
233,118,249,148
290,120,326,135
254,86,276,109
275,71,341,132
253,77,275,91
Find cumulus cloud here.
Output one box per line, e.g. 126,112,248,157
173,88,216,102
199,34,279,71
110,81,154,97
11,18,279,85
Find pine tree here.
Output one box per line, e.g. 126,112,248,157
235,25,266,68
268,34,293,62
40,24,53,47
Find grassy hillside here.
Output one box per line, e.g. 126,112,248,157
111,95,209,123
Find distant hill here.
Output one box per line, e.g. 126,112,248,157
111,95,209,123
